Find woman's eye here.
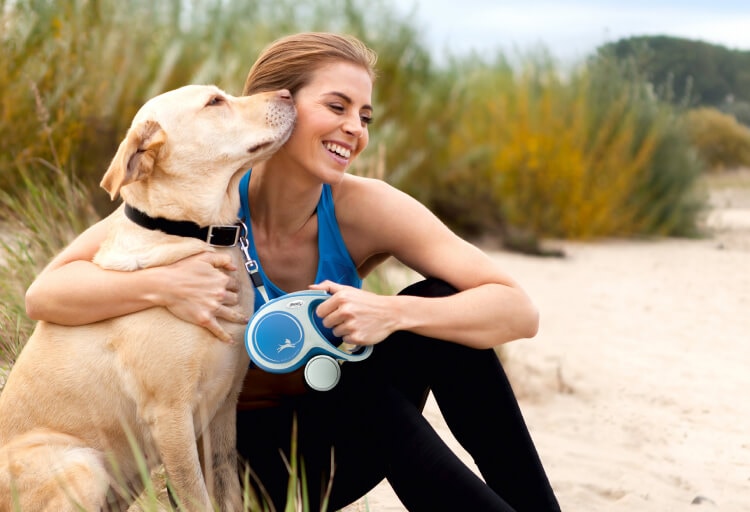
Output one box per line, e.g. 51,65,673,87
206,96,225,106
360,115,373,125
328,103,345,113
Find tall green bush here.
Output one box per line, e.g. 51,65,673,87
393,49,704,239
584,51,705,237
0,0,429,212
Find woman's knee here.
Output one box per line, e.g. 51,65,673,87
398,277,458,299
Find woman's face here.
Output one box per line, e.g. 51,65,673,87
281,60,373,183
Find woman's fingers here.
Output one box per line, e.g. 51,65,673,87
215,304,248,324
202,251,237,272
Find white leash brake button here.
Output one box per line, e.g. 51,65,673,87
304,355,342,391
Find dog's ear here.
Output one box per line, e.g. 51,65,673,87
100,120,167,200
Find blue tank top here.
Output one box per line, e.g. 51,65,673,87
238,170,362,312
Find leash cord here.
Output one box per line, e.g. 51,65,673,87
238,220,270,304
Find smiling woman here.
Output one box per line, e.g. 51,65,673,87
229,32,560,511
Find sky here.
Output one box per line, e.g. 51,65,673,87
395,1,750,63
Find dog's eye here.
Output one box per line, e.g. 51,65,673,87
206,96,225,107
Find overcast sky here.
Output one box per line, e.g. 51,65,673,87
395,1,750,62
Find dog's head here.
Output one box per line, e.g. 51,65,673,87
100,85,295,225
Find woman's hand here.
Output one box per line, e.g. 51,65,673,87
309,280,401,346
156,252,248,342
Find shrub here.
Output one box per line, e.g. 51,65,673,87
684,107,750,171
394,49,704,239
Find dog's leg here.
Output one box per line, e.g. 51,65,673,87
147,407,212,512
201,398,243,512
0,431,111,512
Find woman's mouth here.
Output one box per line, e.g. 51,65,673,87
324,142,352,159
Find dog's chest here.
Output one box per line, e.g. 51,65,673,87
194,342,245,399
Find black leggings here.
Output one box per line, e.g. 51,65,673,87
236,279,561,511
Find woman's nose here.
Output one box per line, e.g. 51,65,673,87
343,115,364,138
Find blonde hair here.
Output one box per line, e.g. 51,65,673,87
242,32,378,96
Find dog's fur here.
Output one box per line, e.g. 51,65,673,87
0,85,295,511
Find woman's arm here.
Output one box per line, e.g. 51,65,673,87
25,216,245,341
316,176,539,349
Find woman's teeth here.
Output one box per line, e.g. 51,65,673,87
324,142,351,159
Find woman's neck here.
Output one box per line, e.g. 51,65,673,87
249,158,322,240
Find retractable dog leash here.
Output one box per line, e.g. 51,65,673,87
238,223,373,391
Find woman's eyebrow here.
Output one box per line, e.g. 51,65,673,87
326,91,373,111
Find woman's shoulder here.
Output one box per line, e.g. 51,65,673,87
333,174,411,212
335,173,391,193
330,175,414,261
333,173,437,243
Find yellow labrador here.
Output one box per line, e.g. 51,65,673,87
0,85,295,511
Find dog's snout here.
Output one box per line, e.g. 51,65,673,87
265,90,296,131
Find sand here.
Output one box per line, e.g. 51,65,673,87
343,175,750,511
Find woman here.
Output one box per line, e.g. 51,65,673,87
26,33,560,511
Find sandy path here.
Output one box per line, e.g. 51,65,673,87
344,180,750,511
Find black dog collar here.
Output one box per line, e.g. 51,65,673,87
124,204,241,247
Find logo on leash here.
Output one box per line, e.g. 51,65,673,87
277,338,301,353
251,310,305,363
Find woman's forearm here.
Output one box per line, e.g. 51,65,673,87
25,250,244,342
25,260,165,325
313,280,539,350
394,283,539,349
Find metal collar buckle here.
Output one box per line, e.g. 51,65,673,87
207,225,241,247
